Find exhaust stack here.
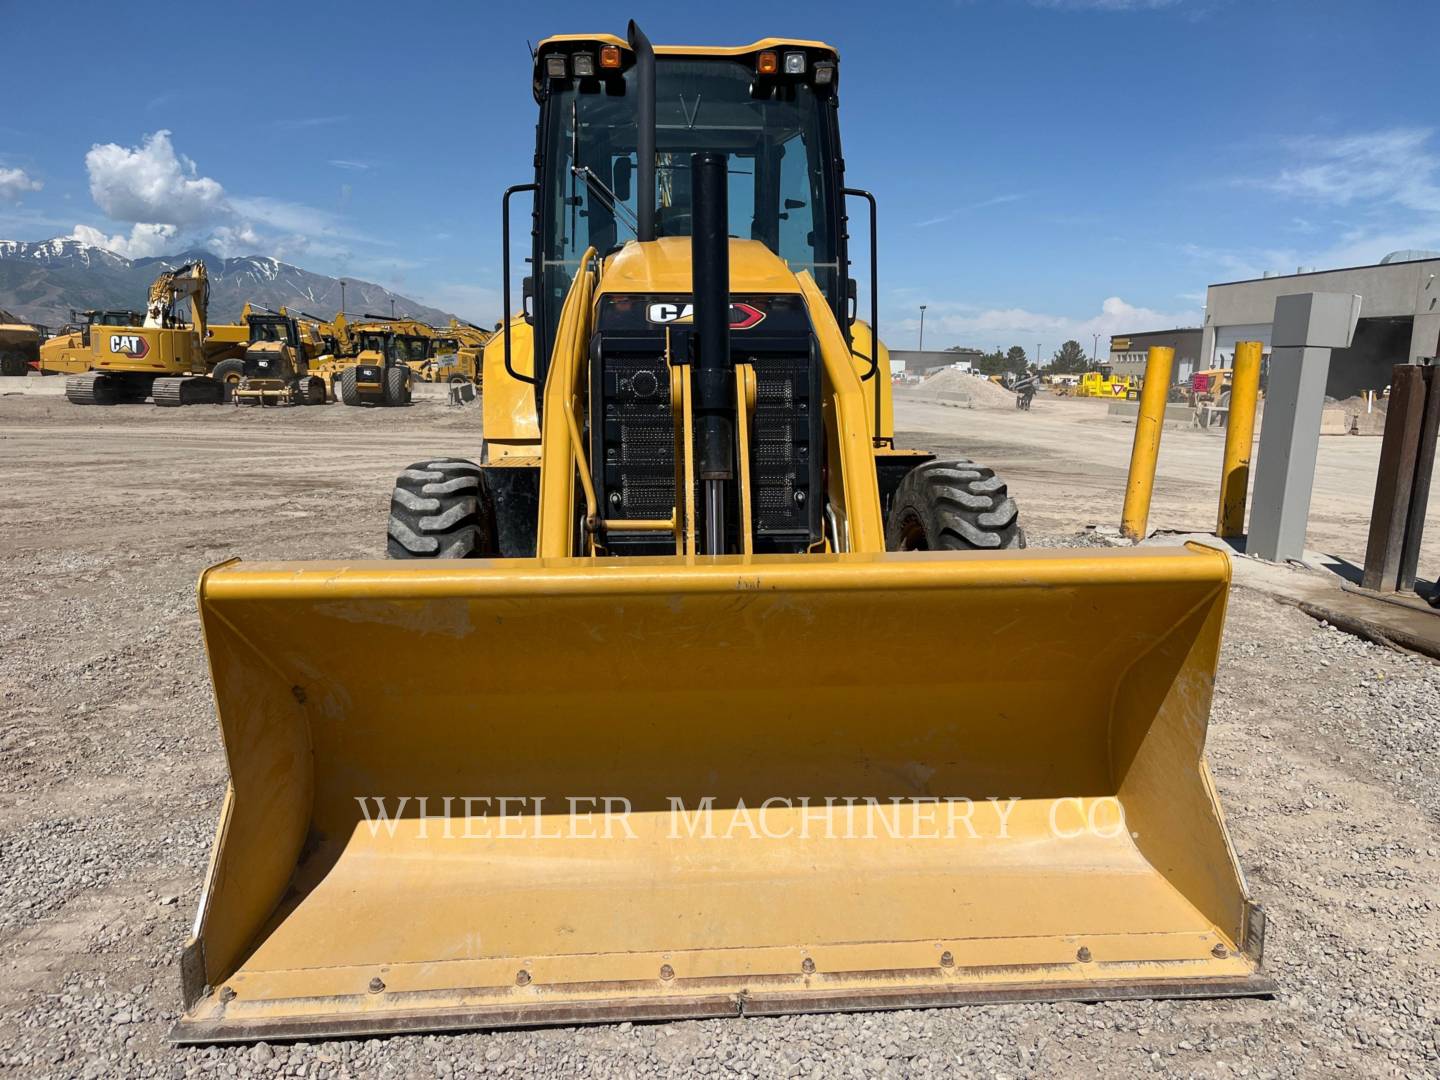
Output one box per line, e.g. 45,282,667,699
690,151,735,553
628,21,656,243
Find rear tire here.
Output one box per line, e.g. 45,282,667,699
387,459,496,558
384,365,411,406
300,376,327,404
338,367,360,406
0,352,28,376
885,459,1025,551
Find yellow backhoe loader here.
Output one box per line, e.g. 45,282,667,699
65,261,230,405
177,25,1270,1044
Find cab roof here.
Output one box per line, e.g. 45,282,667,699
536,34,838,59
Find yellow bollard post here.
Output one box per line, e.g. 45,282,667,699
1216,340,1264,537
1120,346,1175,540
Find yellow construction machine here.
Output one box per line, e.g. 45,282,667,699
416,321,491,385
38,309,144,375
230,311,330,406
177,25,1270,1044
332,326,415,406
0,308,41,375
65,261,232,405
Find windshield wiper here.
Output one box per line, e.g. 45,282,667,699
571,166,640,238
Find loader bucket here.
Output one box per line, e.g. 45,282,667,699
175,544,1271,1043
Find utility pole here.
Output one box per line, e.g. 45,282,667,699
391,298,397,319
918,305,927,351
340,280,347,314
1093,333,1101,364
1037,342,1042,368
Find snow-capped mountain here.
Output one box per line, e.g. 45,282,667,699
0,239,456,328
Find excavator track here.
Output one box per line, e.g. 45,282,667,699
65,372,119,406
153,376,222,407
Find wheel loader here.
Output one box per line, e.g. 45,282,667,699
65,261,233,405
230,312,329,406
177,25,1271,1044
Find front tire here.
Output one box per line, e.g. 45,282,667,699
384,365,411,406
387,459,495,558
885,459,1024,551
338,367,360,406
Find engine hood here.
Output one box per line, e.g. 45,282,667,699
598,237,803,298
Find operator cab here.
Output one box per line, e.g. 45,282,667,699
525,34,851,387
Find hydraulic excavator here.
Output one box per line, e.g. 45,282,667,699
37,309,143,375
65,261,230,405
178,25,1271,1044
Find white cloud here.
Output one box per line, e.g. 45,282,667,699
913,193,1025,229
63,129,384,265
84,130,227,227
1251,128,1440,214
0,166,43,201
67,222,178,259
892,295,1201,354
1209,128,1440,276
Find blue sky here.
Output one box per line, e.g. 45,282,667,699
2,0,1437,356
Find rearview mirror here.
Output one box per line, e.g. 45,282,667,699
613,158,633,203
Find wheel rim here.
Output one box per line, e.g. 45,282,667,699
895,512,928,551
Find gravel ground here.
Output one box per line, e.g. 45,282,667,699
0,397,1437,1078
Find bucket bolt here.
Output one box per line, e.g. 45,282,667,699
1212,943,1228,958
800,958,816,975
368,977,385,994
659,964,675,981
940,951,954,968
516,969,532,987
1076,947,1092,963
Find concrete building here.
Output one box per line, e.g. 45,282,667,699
1108,328,1202,384
1202,254,1440,398
889,348,980,377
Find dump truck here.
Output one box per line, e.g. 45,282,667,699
231,312,329,406
177,25,1270,1044
65,262,233,405
0,308,41,375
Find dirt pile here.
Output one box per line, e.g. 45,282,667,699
912,368,1017,409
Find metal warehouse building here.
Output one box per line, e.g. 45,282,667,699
1201,253,1440,398
1108,328,1202,383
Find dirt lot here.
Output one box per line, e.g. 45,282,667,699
0,393,1436,1078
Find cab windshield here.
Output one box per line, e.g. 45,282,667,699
541,57,839,329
